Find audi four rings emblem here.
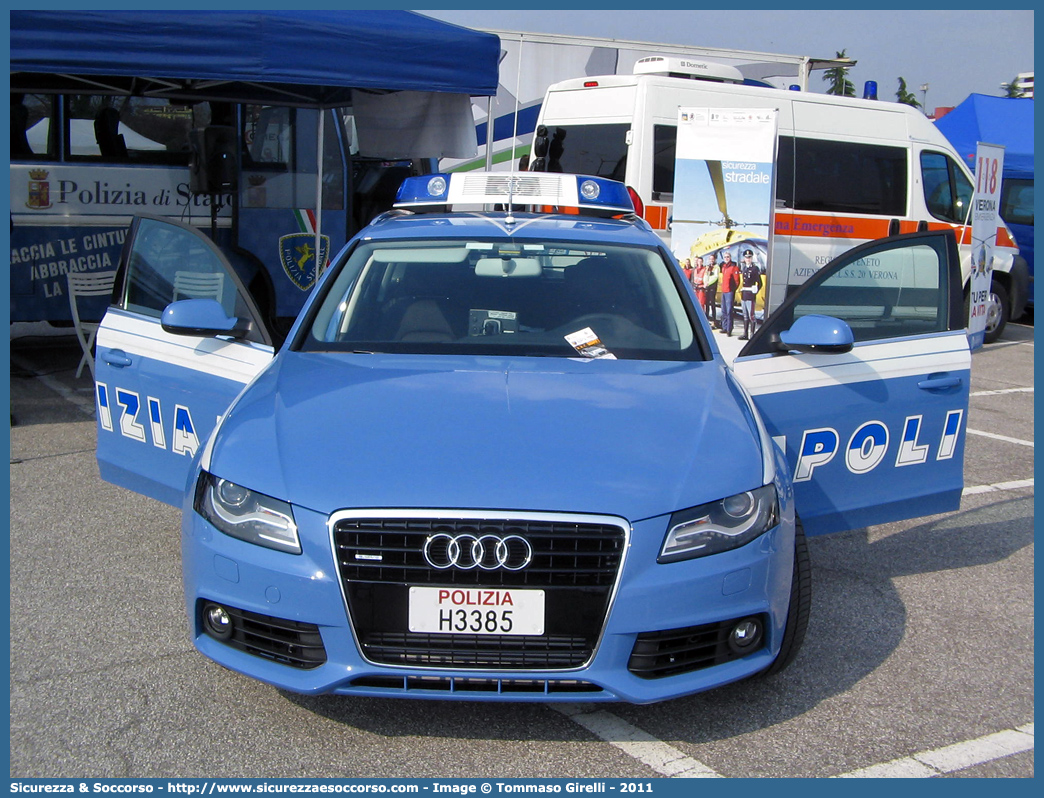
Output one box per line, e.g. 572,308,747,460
422,533,534,571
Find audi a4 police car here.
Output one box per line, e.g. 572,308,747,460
94,172,970,703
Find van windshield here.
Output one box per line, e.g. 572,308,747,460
539,124,629,181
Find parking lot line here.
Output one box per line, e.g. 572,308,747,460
983,339,1034,351
970,386,1034,397
963,478,1034,495
966,428,1035,448
834,723,1034,778
551,705,723,778
555,705,1034,778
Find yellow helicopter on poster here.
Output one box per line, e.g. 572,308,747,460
673,154,774,317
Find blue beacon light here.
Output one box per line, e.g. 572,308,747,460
395,172,634,214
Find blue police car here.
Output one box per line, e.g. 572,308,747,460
95,172,970,703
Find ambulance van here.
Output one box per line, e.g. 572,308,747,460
530,57,1028,342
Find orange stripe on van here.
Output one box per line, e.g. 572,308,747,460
922,222,971,244
773,212,1014,251
996,227,1017,248
911,224,1013,248
773,213,893,240
644,205,669,229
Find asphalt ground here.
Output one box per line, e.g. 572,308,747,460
7,322,1034,779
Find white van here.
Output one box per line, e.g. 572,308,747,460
530,58,1028,341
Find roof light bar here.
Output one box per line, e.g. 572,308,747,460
394,172,634,215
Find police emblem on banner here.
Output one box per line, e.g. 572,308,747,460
26,169,52,209
278,233,330,291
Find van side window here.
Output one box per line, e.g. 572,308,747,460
64,95,198,164
775,136,795,208
528,124,629,180
652,125,676,200
791,138,906,216
921,151,973,224
12,93,56,160
243,106,344,216
244,105,295,169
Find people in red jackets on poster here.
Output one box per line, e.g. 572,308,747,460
718,250,740,336
693,254,707,314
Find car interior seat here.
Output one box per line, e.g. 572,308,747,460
394,299,455,342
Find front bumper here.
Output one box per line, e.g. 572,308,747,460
182,504,795,704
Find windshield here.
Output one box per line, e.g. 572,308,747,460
300,238,702,361
541,124,629,180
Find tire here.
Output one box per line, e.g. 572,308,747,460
760,518,811,678
983,281,1010,344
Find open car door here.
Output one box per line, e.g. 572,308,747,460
95,216,275,507
732,230,969,535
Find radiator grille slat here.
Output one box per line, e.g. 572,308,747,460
218,605,327,670
335,517,622,587
350,675,604,695
627,615,768,679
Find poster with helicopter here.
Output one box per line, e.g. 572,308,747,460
672,108,778,322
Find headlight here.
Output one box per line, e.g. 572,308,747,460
194,472,301,554
658,484,778,563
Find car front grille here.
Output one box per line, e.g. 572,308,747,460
332,513,627,669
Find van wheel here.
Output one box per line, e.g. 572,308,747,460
983,282,1010,344
760,519,811,678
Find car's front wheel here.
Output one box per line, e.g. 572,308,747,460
760,518,811,677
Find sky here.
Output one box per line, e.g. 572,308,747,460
421,8,1034,113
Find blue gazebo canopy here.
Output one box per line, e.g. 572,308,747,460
10,10,500,107
935,93,1033,180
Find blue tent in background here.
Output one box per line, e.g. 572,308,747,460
10,10,500,104
934,94,1034,179
935,94,1034,306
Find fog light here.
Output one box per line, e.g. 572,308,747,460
204,603,233,641
728,617,763,654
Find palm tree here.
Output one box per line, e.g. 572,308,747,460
1001,77,1025,98
896,77,923,108
823,49,855,97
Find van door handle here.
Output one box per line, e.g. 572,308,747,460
918,375,961,392
102,349,132,368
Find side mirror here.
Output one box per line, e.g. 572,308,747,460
778,314,854,354
161,298,252,339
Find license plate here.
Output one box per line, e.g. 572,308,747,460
408,587,545,635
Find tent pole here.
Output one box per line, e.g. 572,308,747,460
485,96,494,171
315,109,325,278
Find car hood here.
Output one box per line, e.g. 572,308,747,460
208,352,765,522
